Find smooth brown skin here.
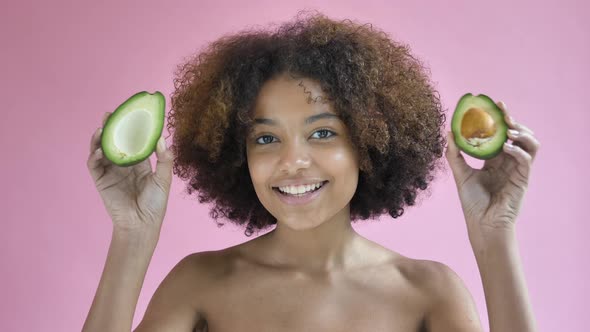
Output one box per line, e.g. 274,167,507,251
85,72,537,332
135,234,479,332
135,74,481,332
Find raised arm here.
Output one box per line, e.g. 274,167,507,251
83,229,203,332
424,231,535,332
82,229,159,331
444,100,539,332
83,110,180,331
474,230,536,332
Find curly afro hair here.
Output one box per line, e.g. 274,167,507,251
168,10,447,237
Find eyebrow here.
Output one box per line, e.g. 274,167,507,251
253,112,341,126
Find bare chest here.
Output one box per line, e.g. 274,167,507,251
196,267,427,332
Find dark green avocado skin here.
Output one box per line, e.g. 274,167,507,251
451,93,508,160
100,91,165,167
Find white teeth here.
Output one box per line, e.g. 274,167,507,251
278,182,323,195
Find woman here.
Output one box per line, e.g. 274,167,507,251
83,11,539,332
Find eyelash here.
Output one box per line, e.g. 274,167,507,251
254,128,336,145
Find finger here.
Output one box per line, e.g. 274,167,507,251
89,127,103,154
505,114,535,135
153,136,174,192
103,112,111,126
507,129,540,160
87,147,105,182
88,112,110,154
496,101,535,135
445,131,472,186
502,142,532,185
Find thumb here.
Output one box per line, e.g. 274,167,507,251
445,131,471,185
153,136,174,191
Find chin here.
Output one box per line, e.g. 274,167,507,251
276,214,326,231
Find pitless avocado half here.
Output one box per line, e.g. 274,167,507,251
451,93,508,160
100,91,165,167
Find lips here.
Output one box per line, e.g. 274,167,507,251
272,178,328,188
276,181,326,195
272,181,328,196
272,181,328,206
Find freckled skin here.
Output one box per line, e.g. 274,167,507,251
176,73,436,332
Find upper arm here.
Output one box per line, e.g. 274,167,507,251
133,253,204,332
421,261,484,332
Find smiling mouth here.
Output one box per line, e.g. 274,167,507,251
272,180,329,196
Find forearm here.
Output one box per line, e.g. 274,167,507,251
473,230,537,332
82,228,159,332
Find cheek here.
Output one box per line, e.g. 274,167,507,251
331,149,348,162
246,153,272,186
327,147,360,189
327,146,359,171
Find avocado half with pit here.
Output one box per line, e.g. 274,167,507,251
451,93,508,160
100,91,165,167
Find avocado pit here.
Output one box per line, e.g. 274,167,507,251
460,107,496,147
451,93,507,160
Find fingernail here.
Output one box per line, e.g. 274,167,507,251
158,137,166,151
95,148,102,156
508,129,519,137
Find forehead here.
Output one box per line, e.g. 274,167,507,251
252,73,335,118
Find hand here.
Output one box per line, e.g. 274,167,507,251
445,101,540,250
86,112,175,236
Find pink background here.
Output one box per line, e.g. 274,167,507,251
1,0,588,331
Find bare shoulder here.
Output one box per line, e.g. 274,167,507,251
181,249,232,272
395,257,483,331
396,258,463,293
361,241,461,290
395,257,473,306
133,249,235,331
173,247,238,288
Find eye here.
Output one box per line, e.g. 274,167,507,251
255,135,277,145
254,129,336,145
311,129,336,140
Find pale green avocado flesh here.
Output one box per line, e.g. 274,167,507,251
451,93,508,160
100,91,165,167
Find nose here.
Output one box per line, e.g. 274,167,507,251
278,138,311,175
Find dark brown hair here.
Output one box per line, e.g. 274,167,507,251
168,10,447,236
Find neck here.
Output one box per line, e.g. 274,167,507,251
259,206,364,273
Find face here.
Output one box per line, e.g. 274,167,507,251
246,72,360,231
